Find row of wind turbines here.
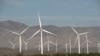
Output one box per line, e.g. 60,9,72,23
6,13,100,54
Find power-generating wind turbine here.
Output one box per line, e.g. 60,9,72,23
46,40,58,53
65,43,68,53
71,27,88,54
97,43,100,53
84,33,92,54
44,34,55,52
54,41,58,53
28,13,56,54
34,42,41,51
23,40,29,51
69,37,72,53
7,27,29,53
9,40,17,49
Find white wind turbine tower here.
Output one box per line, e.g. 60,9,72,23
28,13,56,54
69,37,72,53
9,40,17,49
71,26,88,54
97,43,100,53
7,27,29,53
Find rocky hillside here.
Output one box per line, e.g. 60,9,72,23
0,20,99,50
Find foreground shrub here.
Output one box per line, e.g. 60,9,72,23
16,53,24,56
3,53,100,56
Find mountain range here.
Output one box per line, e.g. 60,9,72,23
0,20,100,53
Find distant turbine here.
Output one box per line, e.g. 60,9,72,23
23,40,29,51
9,40,17,49
97,43,100,53
7,27,29,53
54,41,58,53
84,33,92,54
28,13,56,54
34,42,41,51
71,26,89,54
69,37,72,53
65,43,68,53
44,34,55,52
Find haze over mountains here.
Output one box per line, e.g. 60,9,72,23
0,20,100,51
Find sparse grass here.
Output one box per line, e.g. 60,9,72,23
16,53,24,56
3,53,100,56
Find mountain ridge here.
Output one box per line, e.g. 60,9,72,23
0,20,99,50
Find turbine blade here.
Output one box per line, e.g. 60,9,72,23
20,27,30,35
73,36,78,47
71,27,78,35
79,32,89,35
38,12,42,29
88,40,92,43
7,30,19,35
27,30,40,40
42,29,56,36
49,41,54,44
23,40,29,44
50,41,56,45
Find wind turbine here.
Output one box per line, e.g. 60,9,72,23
7,27,29,53
65,43,68,53
56,41,58,53
69,37,72,53
34,42,41,51
71,26,88,54
23,40,29,51
43,33,55,52
22,31,40,51
9,40,17,49
46,35,50,52
84,33,92,54
97,43,100,53
54,41,58,53
28,13,56,54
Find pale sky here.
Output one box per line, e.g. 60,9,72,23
0,0,100,26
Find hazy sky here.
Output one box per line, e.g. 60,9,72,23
0,0,100,26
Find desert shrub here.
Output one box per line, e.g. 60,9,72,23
3,53,100,56
53,53,66,56
16,53,24,56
